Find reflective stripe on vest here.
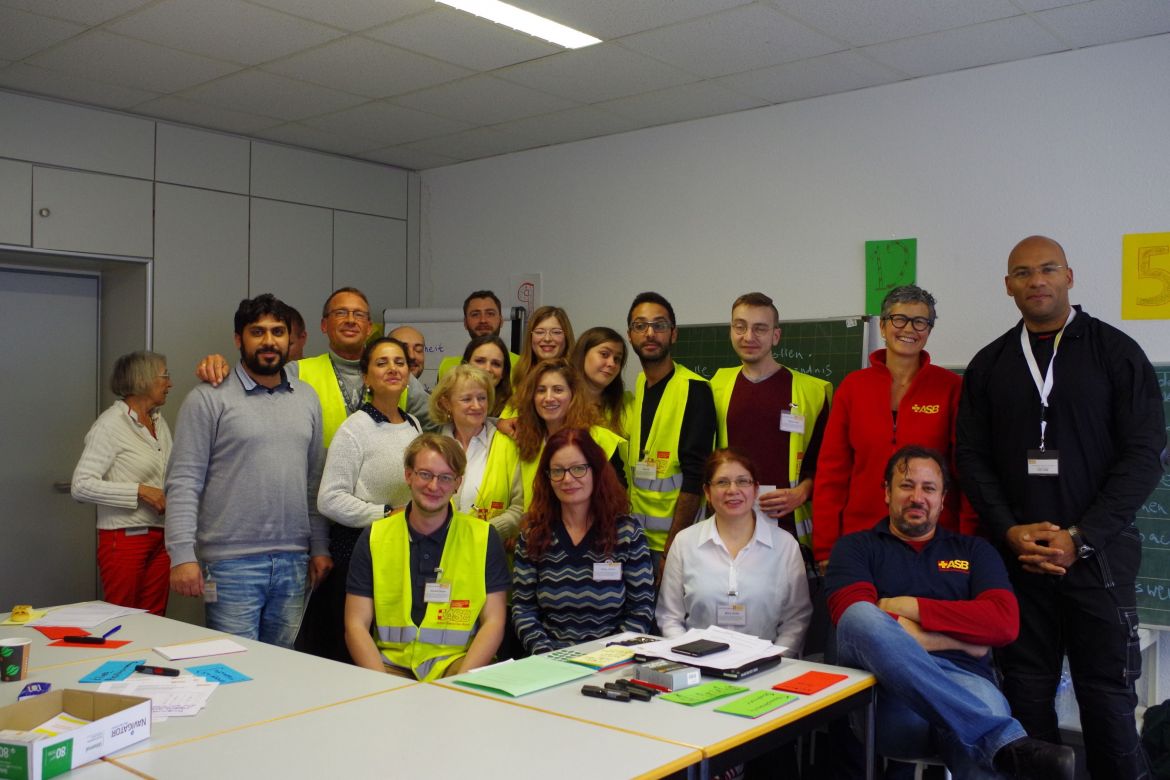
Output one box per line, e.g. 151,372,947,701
296,353,348,449
370,509,489,680
710,366,832,545
622,363,707,551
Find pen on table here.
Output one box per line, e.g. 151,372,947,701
135,664,180,677
62,624,123,644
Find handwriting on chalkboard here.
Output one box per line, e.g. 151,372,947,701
1143,500,1169,517
1136,582,1170,602
1140,529,1170,547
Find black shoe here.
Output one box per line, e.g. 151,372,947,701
993,736,1075,780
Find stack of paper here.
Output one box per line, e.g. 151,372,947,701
97,677,218,720
632,627,785,670
27,602,147,628
566,645,635,671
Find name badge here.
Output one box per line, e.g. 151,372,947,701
424,582,452,603
593,561,622,581
717,604,747,626
203,579,217,604
780,412,805,434
1026,449,1059,477
635,460,658,480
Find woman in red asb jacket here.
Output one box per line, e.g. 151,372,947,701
812,285,974,568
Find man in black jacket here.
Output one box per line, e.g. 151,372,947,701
957,235,1166,779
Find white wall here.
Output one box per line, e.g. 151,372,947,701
421,34,1170,367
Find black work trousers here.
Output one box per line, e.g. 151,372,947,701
998,536,1148,780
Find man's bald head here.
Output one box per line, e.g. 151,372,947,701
389,325,426,378
1005,235,1074,330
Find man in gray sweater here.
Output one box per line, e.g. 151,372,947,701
166,294,330,648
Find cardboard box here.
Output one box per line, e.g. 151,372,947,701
0,690,150,780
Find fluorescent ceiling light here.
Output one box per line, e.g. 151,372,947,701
437,0,602,49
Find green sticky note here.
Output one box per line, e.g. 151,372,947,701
659,681,747,706
865,238,917,315
714,690,798,718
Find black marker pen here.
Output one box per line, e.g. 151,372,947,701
135,664,180,677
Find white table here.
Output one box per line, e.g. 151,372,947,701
439,643,876,780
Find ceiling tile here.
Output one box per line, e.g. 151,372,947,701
392,75,577,125
181,70,367,120
496,42,695,104
133,95,284,134
0,7,85,60
862,15,1066,77
1034,0,1170,47
27,30,239,93
263,36,471,98
597,80,767,126
621,5,844,78
366,7,560,71
256,122,379,155
512,0,755,40
771,0,1022,47
361,145,460,170
405,126,540,160
302,101,471,145
0,0,149,25
107,0,342,66
717,49,905,103
0,62,159,108
491,105,639,147
242,0,433,32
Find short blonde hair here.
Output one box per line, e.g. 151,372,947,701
404,433,467,477
428,365,495,425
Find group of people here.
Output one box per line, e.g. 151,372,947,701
69,235,1165,779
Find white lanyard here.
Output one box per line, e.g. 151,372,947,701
1020,308,1075,451
727,560,739,599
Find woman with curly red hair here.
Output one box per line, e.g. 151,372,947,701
511,428,654,655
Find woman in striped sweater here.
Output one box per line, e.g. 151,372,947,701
511,427,654,654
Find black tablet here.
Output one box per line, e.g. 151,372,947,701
672,639,730,657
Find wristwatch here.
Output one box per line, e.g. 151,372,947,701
1067,525,1094,559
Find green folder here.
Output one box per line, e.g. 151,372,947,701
714,690,798,718
453,655,594,697
659,681,747,706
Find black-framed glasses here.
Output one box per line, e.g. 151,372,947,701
630,320,671,333
548,464,590,481
881,314,934,332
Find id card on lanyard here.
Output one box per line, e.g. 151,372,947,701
717,562,748,627
1020,309,1075,477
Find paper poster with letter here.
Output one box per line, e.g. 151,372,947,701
1122,232,1170,319
509,273,541,320
865,238,917,315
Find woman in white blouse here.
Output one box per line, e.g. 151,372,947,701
429,364,523,544
311,336,420,662
657,449,812,656
71,351,173,615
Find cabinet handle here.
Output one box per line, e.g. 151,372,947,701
53,481,71,493
38,208,51,218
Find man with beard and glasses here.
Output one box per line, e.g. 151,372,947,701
166,294,330,648
622,291,716,575
826,446,1074,780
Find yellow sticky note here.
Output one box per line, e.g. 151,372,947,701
1122,232,1170,319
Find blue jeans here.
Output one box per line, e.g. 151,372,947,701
836,602,1026,780
204,553,309,648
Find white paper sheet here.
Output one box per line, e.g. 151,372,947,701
98,678,218,719
154,638,247,661
26,601,147,628
633,626,786,669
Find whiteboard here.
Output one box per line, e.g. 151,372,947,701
383,307,524,390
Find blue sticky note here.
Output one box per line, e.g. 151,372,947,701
79,659,144,683
188,663,251,684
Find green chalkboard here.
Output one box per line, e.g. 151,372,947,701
1135,364,1170,629
673,317,870,389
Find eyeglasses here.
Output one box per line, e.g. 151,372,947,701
156,372,171,380
412,469,457,487
881,314,934,332
709,477,756,490
731,322,775,338
1008,263,1068,281
630,320,672,334
326,308,372,322
548,463,591,481
532,328,564,339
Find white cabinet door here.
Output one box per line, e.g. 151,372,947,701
333,211,407,316
0,158,32,247
250,198,333,357
33,167,153,257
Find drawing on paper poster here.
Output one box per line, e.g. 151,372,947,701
865,238,917,315
1122,232,1170,320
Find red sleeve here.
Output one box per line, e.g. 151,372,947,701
827,581,878,625
812,381,853,562
917,588,1018,647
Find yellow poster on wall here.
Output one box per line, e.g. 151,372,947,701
1122,232,1170,320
